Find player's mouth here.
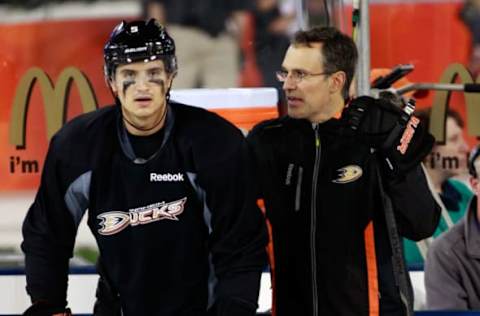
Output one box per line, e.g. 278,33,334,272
134,96,153,106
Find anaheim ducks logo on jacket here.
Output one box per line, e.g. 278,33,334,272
332,165,363,184
97,197,187,235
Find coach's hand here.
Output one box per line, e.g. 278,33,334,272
343,95,434,177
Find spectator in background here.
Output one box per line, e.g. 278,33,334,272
460,0,480,75
307,0,329,26
425,145,480,310
253,0,293,115
0,0,98,8
142,0,253,89
404,108,473,267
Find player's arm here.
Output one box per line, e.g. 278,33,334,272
195,122,268,316
22,135,78,315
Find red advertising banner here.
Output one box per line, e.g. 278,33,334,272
0,19,280,191
1,2,480,191
0,19,120,191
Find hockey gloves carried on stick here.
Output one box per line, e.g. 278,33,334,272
343,94,434,178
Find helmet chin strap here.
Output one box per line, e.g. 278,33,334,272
122,102,168,133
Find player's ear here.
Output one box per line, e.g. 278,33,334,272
109,78,118,94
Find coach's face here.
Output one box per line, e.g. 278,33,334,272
110,60,173,134
281,43,345,123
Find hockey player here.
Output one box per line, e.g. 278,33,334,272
247,26,440,316
22,19,267,316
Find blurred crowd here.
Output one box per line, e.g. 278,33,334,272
0,0,100,7
0,0,333,114
460,0,480,75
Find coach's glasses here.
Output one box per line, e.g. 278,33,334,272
275,69,332,84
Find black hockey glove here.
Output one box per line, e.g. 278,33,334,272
342,95,434,178
23,301,71,316
93,258,121,316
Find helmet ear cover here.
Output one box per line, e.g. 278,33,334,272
103,19,177,81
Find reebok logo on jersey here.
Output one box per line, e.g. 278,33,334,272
97,198,187,236
150,172,184,182
332,165,363,184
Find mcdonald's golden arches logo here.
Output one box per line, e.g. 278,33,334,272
430,63,480,143
8,64,480,149
9,67,98,148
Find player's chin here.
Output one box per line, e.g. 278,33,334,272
130,107,156,118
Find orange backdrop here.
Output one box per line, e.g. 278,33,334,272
0,2,477,191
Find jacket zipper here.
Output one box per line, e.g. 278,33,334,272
311,124,321,316
294,166,303,211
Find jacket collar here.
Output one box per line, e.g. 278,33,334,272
465,196,480,259
116,103,175,163
283,116,346,134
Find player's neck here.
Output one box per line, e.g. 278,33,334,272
123,106,167,136
124,118,164,136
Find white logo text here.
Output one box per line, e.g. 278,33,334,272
97,198,187,235
150,172,184,182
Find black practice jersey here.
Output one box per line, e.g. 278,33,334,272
22,103,267,315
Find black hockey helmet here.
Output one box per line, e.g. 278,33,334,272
468,145,480,178
104,19,177,80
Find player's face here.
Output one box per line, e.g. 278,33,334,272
432,117,469,177
281,43,344,123
110,60,173,128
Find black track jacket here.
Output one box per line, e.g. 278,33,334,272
247,116,440,316
22,103,267,316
